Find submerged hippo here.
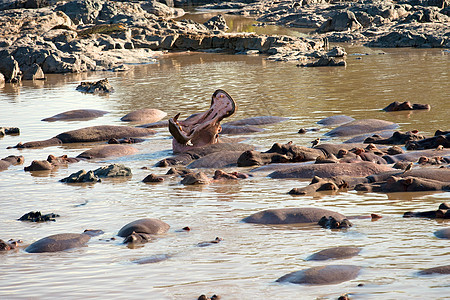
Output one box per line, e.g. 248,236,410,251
118,218,170,244
276,265,362,285
42,109,109,122
25,230,102,253
10,125,156,148
169,89,236,153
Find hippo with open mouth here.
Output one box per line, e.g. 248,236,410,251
169,89,236,153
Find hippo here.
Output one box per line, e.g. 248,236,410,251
196,237,223,247
76,144,138,159
325,119,398,137
24,154,79,171
406,131,450,150
289,176,368,195
268,161,394,179
120,108,167,123
0,155,24,171
242,207,347,225
237,142,323,167
403,203,450,219
434,228,450,239
383,101,430,111
25,230,102,253
181,172,211,185
118,218,170,244
356,176,450,193
42,109,109,122
133,254,172,264
168,89,236,153
417,265,450,275
220,124,264,135
317,115,355,126
306,246,362,261
0,239,19,251
10,125,156,148
18,211,60,222
364,131,425,145
276,265,362,285
156,142,254,167
223,116,289,126
383,148,450,163
0,126,20,136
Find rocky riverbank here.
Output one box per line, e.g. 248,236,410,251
223,0,450,47
0,0,337,82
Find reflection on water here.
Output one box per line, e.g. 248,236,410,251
0,17,449,299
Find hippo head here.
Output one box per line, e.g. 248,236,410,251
169,89,236,152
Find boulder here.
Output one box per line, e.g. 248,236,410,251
242,207,347,224
76,78,114,94
317,11,362,33
0,55,21,82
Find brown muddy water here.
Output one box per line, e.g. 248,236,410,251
1,14,449,300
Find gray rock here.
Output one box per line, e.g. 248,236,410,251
317,11,362,33
60,169,100,183
0,55,21,82
204,14,229,31
22,63,45,80
93,164,132,177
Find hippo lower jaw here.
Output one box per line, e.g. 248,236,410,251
169,89,236,151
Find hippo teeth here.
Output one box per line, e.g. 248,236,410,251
169,114,191,144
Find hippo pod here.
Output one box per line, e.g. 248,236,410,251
169,89,236,153
118,218,170,244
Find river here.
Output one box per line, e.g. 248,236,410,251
0,12,449,300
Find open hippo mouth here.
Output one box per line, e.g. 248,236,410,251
169,89,236,150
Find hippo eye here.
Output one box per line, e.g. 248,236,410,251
219,94,224,98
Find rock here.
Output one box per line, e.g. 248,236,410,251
25,233,91,253
76,78,114,94
42,109,108,122
306,247,362,261
276,265,362,285
118,218,170,237
93,164,132,177
0,55,21,83
203,14,229,31
18,211,59,222
60,169,100,183
317,11,362,33
22,63,45,81
299,56,346,67
242,207,347,225
120,108,167,123
0,127,20,136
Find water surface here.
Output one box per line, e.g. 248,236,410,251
0,20,449,300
